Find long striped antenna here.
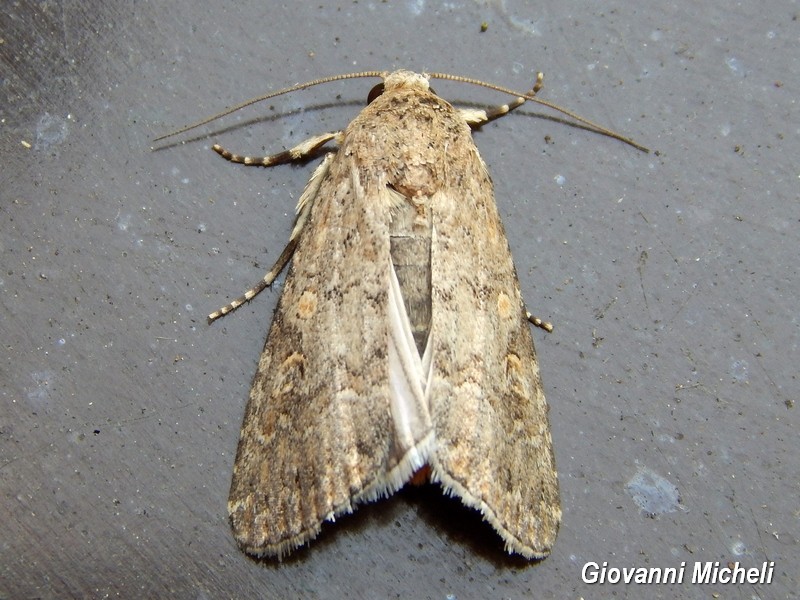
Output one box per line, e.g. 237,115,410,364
428,72,649,152
153,71,385,143
153,69,648,152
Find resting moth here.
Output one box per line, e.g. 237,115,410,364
156,69,645,559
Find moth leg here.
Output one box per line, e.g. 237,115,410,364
462,71,552,334
526,310,554,333
212,131,342,167
207,152,335,324
460,72,544,128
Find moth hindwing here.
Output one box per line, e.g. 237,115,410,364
208,70,567,559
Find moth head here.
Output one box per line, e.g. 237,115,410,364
368,71,436,104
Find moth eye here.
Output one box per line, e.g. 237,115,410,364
367,83,385,104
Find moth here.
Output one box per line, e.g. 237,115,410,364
156,69,645,559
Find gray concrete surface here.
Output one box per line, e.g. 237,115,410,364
1,1,796,598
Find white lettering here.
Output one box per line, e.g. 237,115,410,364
581,562,689,585
733,563,747,584
718,565,731,584
693,561,715,583
621,568,635,584
764,561,775,584
656,563,685,584
584,560,774,586
582,562,600,584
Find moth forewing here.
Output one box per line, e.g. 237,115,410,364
424,148,560,558
190,69,568,559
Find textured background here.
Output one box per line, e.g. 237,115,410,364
2,1,796,598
